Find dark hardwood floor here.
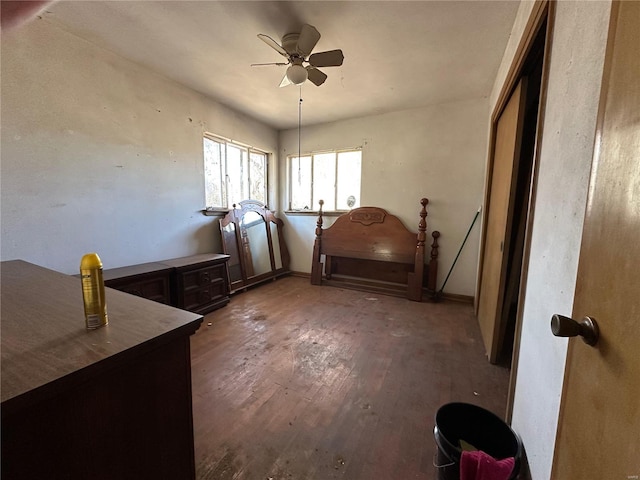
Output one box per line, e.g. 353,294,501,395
191,276,510,480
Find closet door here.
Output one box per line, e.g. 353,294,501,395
477,78,527,363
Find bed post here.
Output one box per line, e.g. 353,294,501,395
407,197,428,301
310,200,324,285
428,231,440,294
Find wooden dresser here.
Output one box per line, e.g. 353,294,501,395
159,253,231,315
103,253,230,315
103,261,173,304
1,260,203,480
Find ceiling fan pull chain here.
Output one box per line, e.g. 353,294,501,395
298,88,303,176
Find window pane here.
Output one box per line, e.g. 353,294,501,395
249,151,266,204
312,153,336,211
204,136,268,209
290,156,312,210
287,149,361,212
203,137,223,208
241,150,249,201
226,144,246,207
336,151,362,209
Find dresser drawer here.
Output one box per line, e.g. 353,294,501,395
108,277,171,304
161,254,231,315
181,282,227,314
180,264,226,290
104,264,172,305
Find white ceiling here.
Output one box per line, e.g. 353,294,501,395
42,1,520,130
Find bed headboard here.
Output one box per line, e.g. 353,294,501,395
310,198,440,301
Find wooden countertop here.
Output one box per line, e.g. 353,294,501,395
0,260,203,414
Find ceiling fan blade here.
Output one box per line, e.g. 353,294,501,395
306,67,327,86
251,62,289,67
308,49,344,68
279,72,293,88
258,33,289,58
296,24,321,57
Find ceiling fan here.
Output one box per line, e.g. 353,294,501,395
252,24,344,87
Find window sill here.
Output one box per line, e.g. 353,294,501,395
201,208,230,217
284,210,348,217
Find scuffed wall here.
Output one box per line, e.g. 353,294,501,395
1,19,277,274
279,98,489,297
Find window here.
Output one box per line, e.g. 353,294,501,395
288,149,362,211
203,134,267,209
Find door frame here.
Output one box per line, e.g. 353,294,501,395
475,0,555,419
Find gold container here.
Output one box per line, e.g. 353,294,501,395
80,253,108,329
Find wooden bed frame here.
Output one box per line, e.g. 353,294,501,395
310,198,440,301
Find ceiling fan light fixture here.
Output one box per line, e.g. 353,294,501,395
255,25,343,88
286,64,308,85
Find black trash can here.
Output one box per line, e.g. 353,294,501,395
433,402,522,480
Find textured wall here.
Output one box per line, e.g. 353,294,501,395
279,98,489,297
1,19,277,273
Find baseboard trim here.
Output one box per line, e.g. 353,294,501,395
289,271,307,277
438,292,474,304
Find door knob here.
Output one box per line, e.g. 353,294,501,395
551,314,599,346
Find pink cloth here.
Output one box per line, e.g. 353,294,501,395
460,450,515,480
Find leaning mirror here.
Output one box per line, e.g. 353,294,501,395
270,221,283,270
219,200,290,293
221,221,243,291
241,210,271,279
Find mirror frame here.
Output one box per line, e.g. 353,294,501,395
220,200,290,293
